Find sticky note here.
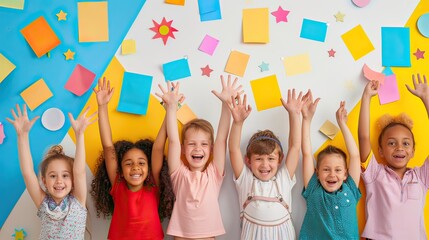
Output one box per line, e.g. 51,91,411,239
378,74,400,105
117,72,153,115
319,120,339,140
64,64,96,96
381,27,410,67
0,53,16,84
20,16,61,58
250,75,282,111
283,53,311,76
341,25,374,61
163,58,191,81
243,8,269,43
20,79,53,111
165,0,185,5
300,18,328,42
363,64,385,84
225,50,250,77
121,39,136,55
78,2,109,42
199,34,219,56
198,0,222,22
0,0,24,10
177,104,197,125
0,122,5,144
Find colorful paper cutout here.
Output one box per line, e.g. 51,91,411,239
250,75,282,111
201,65,213,77
20,16,61,58
224,50,250,77
63,49,75,60
64,64,96,96
121,39,136,55
319,120,339,140
243,8,269,43
117,72,153,115
283,53,311,76
300,18,328,42
0,122,5,144
198,0,222,22
177,104,197,124
341,24,374,60
20,79,53,111
382,67,394,76
78,2,109,42
0,53,16,84
11,228,27,240
271,6,289,23
363,64,385,84
41,108,65,131
413,48,425,60
417,13,429,38
259,61,269,72
381,27,410,67
165,0,185,6
0,0,24,10
163,58,191,81
150,17,178,45
198,34,219,56
56,10,67,21
352,0,371,8
328,49,336,57
334,11,345,22
378,74,400,105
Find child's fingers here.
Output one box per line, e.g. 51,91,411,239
5,117,14,124
10,107,18,120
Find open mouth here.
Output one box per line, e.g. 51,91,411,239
259,169,271,176
192,155,204,161
326,180,337,186
54,186,65,191
130,174,142,179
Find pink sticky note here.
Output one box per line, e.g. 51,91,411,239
65,64,96,96
378,74,400,105
0,122,5,144
363,64,385,84
198,34,219,56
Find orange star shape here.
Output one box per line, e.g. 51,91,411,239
56,10,67,21
64,49,75,60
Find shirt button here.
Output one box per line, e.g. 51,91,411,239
335,206,338,209
344,193,347,196
346,199,350,203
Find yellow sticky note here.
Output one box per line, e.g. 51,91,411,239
243,8,269,43
250,75,282,111
0,53,16,83
341,25,374,61
283,53,311,76
319,120,339,140
121,39,136,55
165,0,185,5
20,16,61,58
20,79,53,111
225,50,250,77
78,2,109,42
177,104,197,125
0,0,24,10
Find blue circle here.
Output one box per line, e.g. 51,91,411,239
417,13,429,38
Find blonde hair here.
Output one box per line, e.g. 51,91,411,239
377,113,415,148
181,118,214,144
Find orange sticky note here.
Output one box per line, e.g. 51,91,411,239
243,8,269,43
177,104,197,125
78,2,109,42
20,16,61,58
225,50,250,77
341,25,374,61
0,53,16,83
283,53,311,76
165,0,185,5
20,79,53,111
250,75,282,111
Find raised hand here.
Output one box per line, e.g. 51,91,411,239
94,77,114,106
156,81,185,108
336,101,348,126
69,107,97,136
6,104,39,136
228,94,252,123
212,75,244,105
406,74,429,102
281,88,304,115
363,80,379,98
301,89,320,120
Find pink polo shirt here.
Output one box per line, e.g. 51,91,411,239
361,152,429,240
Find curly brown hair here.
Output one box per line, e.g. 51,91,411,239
90,139,174,221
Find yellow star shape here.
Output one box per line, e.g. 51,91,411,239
64,49,75,60
56,10,67,21
334,11,345,22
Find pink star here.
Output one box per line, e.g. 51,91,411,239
413,48,425,60
328,48,336,57
271,6,290,23
201,65,213,77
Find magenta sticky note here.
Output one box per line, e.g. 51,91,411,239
0,122,5,144
64,64,96,96
378,74,400,105
198,34,219,56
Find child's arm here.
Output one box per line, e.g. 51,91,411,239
358,80,379,163
6,104,44,207
211,75,243,173
69,107,96,206
281,89,304,178
228,94,252,179
93,77,116,185
406,74,429,118
336,101,360,186
301,90,320,188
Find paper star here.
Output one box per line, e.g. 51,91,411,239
328,49,336,57
12,228,27,240
150,17,178,45
56,10,67,21
201,65,213,77
413,48,425,60
334,11,345,22
63,49,75,60
258,61,269,72
271,6,290,23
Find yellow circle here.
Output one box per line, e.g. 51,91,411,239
159,25,170,35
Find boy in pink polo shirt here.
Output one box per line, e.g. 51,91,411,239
358,74,429,239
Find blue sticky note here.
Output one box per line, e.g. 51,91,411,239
198,0,222,22
300,18,328,42
163,58,191,81
381,27,410,67
117,72,152,115
382,67,394,76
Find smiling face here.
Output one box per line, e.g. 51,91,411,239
42,159,73,204
247,149,281,181
182,129,212,171
316,154,347,193
121,148,149,191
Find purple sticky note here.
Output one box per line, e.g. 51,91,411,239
199,34,219,56
0,122,5,144
65,64,96,96
378,74,400,105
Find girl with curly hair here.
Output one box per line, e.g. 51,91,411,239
90,77,175,239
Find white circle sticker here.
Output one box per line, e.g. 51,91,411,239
41,108,65,131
